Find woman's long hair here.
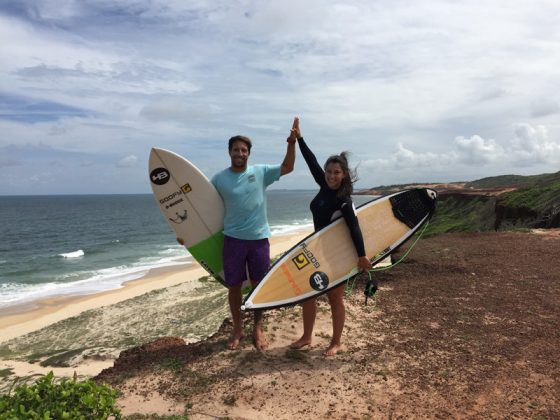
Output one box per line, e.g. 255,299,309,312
324,152,358,198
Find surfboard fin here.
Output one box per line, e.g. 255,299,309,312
364,277,378,305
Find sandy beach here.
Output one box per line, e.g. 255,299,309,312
2,229,559,418
0,230,311,378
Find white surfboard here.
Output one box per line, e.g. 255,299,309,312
242,188,437,310
149,148,226,286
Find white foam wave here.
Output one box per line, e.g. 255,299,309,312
270,222,314,236
0,252,194,310
58,250,85,258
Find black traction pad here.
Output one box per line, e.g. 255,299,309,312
390,189,436,229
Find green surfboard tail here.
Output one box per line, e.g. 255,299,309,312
188,231,225,286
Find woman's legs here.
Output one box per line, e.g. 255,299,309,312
290,298,317,348
324,285,345,356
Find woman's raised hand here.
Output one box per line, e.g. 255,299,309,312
289,116,301,141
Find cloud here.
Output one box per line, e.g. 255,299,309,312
363,123,560,177
454,135,505,165
117,154,138,168
531,101,560,118
0,156,20,168
0,93,91,123
509,123,560,166
139,97,216,123
2,1,560,193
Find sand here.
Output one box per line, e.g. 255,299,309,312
96,230,560,419
4,230,558,418
0,230,311,378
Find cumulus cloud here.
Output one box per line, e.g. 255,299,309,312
509,123,560,166
2,1,560,193
117,155,137,168
393,144,445,169
454,135,505,164
363,123,560,176
362,143,456,173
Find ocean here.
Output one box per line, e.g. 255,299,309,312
0,191,374,310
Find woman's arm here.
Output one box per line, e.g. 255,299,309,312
297,137,325,186
290,117,325,186
341,199,372,272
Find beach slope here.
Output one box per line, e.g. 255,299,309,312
94,230,560,418
2,230,559,418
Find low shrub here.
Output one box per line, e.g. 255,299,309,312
0,371,121,419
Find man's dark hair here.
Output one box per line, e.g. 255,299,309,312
228,135,252,152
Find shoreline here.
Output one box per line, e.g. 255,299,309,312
0,230,312,345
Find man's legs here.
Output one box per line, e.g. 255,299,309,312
247,238,271,351
223,236,248,350
227,283,244,350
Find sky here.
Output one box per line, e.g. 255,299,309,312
1,0,560,195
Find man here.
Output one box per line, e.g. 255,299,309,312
212,118,297,351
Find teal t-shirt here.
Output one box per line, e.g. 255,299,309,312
211,164,281,240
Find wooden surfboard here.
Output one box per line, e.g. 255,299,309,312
149,148,226,286
242,188,437,310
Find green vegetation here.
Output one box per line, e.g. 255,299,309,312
223,394,237,406
0,280,228,367
0,371,120,419
40,348,88,368
159,357,184,374
424,195,496,236
419,171,560,235
497,181,560,211
124,415,189,420
466,171,560,189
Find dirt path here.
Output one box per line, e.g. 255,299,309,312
97,231,560,419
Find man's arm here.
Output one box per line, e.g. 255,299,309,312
280,142,296,176
280,117,298,176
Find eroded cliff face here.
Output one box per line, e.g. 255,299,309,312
440,192,560,232
360,181,560,233
494,202,536,230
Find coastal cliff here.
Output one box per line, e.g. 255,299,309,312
359,170,560,234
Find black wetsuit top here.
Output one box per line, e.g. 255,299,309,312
297,137,366,257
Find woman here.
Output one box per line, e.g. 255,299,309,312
288,117,372,356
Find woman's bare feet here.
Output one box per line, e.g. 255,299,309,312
323,342,344,357
253,329,269,352
289,336,312,349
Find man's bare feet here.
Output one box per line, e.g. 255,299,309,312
323,342,344,357
289,337,312,349
253,329,269,352
228,332,244,350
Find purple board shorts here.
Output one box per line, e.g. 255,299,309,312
223,235,270,288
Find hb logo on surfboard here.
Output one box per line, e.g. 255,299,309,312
309,271,329,291
151,168,170,185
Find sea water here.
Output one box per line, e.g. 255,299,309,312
0,191,374,310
